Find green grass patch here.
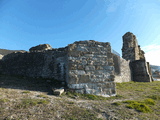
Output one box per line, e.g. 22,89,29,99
22,91,30,94
65,91,123,100
37,94,48,98
147,95,160,100
67,101,75,104
126,102,151,113
16,98,49,108
135,89,144,92
0,98,9,103
112,102,121,106
123,99,154,113
116,81,155,91
82,94,106,100
143,98,155,105
62,107,102,120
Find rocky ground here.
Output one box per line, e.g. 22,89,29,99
0,75,160,120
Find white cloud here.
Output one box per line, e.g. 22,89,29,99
142,44,160,66
104,0,121,13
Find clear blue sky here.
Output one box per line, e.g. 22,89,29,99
0,0,160,65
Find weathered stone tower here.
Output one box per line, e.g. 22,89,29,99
122,32,145,61
122,32,153,82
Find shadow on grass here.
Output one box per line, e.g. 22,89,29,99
0,74,64,95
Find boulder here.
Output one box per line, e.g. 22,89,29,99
0,54,4,59
53,88,64,96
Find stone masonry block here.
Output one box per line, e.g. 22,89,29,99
77,65,85,70
103,66,114,71
70,70,86,75
81,60,88,65
78,75,90,83
85,66,95,71
84,54,94,57
108,62,114,66
77,46,89,52
95,66,104,70
107,53,113,58
87,60,94,65
96,55,107,58
68,74,78,84
68,63,77,70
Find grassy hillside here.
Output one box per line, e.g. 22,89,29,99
0,75,160,120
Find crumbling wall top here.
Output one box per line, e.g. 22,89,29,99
29,44,52,52
69,40,110,46
123,32,136,41
122,32,145,61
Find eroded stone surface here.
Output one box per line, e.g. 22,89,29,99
113,54,132,83
0,48,67,80
29,44,52,52
122,32,145,61
130,60,153,82
67,40,116,96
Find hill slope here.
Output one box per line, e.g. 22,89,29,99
0,75,160,120
0,49,26,56
150,65,160,79
150,65,160,72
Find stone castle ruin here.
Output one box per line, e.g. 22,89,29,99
0,32,153,97
122,32,153,82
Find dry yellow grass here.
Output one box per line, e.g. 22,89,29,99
0,75,160,120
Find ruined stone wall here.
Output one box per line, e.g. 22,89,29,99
130,60,152,82
48,48,68,81
122,32,145,61
122,32,152,82
0,49,67,81
112,54,121,75
113,54,131,83
67,41,116,97
0,41,117,97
